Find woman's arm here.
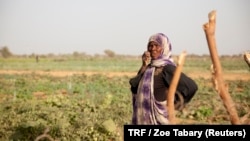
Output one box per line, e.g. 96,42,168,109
129,51,151,94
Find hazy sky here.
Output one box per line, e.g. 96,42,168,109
0,0,249,56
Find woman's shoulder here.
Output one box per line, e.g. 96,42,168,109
162,64,176,73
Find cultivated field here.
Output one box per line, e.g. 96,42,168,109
0,55,249,140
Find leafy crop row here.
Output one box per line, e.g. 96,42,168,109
0,73,249,140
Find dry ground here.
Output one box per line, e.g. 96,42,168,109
0,70,249,81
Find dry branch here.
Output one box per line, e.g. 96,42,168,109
166,51,187,124
202,10,241,124
34,128,57,141
243,51,250,68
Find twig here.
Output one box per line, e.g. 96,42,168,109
34,128,56,141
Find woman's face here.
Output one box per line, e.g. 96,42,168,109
147,41,163,60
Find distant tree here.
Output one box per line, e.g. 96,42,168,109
0,46,13,58
104,49,115,57
73,51,80,57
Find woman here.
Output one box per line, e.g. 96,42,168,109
129,33,198,125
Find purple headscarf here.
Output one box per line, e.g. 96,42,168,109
148,33,175,66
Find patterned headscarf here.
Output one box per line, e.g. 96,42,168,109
148,33,175,66
132,33,175,125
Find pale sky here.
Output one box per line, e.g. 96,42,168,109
0,0,249,56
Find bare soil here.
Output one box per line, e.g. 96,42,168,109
0,70,249,81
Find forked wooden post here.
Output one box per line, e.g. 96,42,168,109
167,51,186,124
202,10,241,124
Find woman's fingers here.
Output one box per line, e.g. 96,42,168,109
142,51,151,65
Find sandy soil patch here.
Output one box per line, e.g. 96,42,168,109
0,70,249,81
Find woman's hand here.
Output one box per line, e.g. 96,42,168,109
138,51,151,74
142,51,151,67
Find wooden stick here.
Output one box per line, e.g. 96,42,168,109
243,51,250,68
202,10,241,124
167,51,187,124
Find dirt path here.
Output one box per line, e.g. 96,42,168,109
0,70,249,81
0,70,134,77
